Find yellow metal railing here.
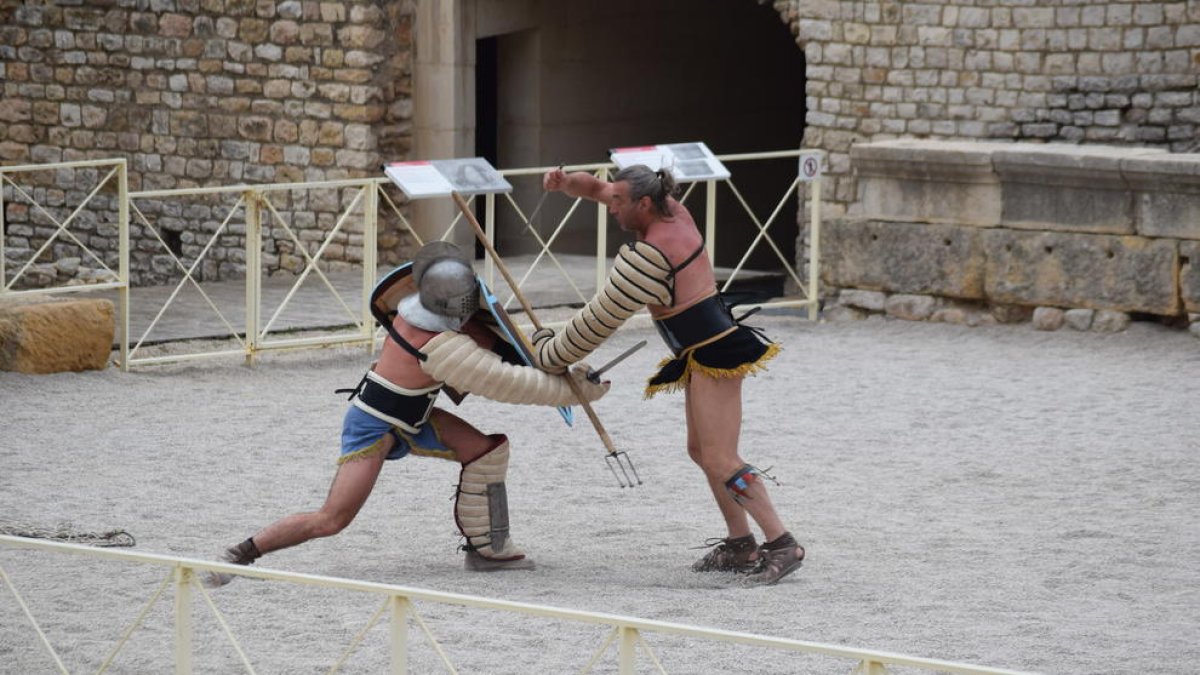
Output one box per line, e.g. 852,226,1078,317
2,151,822,369
0,158,131,361
481,150,822,321
0,535,1032,675
123,178,395,368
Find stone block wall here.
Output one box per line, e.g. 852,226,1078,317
824,140,1200,334
770,0,1200,216
0,0,414,286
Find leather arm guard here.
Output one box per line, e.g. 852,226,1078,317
419,332,608,406
533,242,673,370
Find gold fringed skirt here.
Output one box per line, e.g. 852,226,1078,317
644,326,780,399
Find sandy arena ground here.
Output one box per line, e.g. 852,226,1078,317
2,314,1198,674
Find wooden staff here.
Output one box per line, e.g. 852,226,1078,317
450,192,627,462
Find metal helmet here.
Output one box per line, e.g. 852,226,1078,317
411,241,479,319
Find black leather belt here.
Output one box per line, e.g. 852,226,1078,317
352,371,440,432
653,295,737,356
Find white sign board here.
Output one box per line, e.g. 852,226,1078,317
384,157,512,199
383,161,454,199
798,151,824,183
610,141,730,182
430,158,512,195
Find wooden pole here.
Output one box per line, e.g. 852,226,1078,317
450,192,621,456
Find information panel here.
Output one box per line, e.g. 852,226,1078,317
610,141,730,182
384,158,512,199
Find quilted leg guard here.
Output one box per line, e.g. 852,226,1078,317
455,436,535,571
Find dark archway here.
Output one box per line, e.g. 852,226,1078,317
481,1,806,272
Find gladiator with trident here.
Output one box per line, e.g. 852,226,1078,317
533,164,805,586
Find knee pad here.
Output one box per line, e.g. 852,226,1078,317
723,464,761,505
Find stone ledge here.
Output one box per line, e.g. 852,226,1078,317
992,144,1166,234
0,296,114,373
1122,153,1200,240
824,289,1143,334
850,139,1008,226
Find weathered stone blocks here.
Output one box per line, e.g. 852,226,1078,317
0,297,114,373
982,229,1179,314
1181,241,1200,314
822,218,987,299
850,139,1008,226
841,141,1197,321
992,144,1166,234
1063,308,1095,331
1123,153,1200,240
1032,307,1065,331
885,294,938,321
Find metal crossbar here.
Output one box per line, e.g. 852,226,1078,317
123,179,388,367
256,188,364,339
0,161,126,292
0,159,130,362
719,177,805,291
0,536,1032,675
125,194,250,361
498,188,591,308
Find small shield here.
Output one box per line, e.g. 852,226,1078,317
477,278,573,426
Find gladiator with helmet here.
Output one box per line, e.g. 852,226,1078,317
207,241,607,584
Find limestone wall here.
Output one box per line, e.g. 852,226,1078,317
0,0,414,285
772,0,1200,215
824,140,1200,335
4,0,1198,288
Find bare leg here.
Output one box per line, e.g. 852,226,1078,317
687,372,788,543
252,408,490,556
686,383,753,540
250,437,390,554
427,407,496,462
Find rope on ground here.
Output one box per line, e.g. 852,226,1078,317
0,520,136,547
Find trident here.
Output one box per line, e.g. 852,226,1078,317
451,192,642,488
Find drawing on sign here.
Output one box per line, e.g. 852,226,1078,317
430,158,512,195
675,159,715,178
798,151,824,182
610,141,730,183
667,143,707,160
385,157,512,199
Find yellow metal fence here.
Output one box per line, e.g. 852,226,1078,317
0,151,822,370
0,535,1032,675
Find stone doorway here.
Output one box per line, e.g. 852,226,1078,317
415,0,805,271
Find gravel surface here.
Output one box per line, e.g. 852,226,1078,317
2,315,1198,674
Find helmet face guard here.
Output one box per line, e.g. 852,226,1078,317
398,241,480,331
418,259,479,318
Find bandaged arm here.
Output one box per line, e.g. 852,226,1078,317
420,332,608,405
532,241,673,370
